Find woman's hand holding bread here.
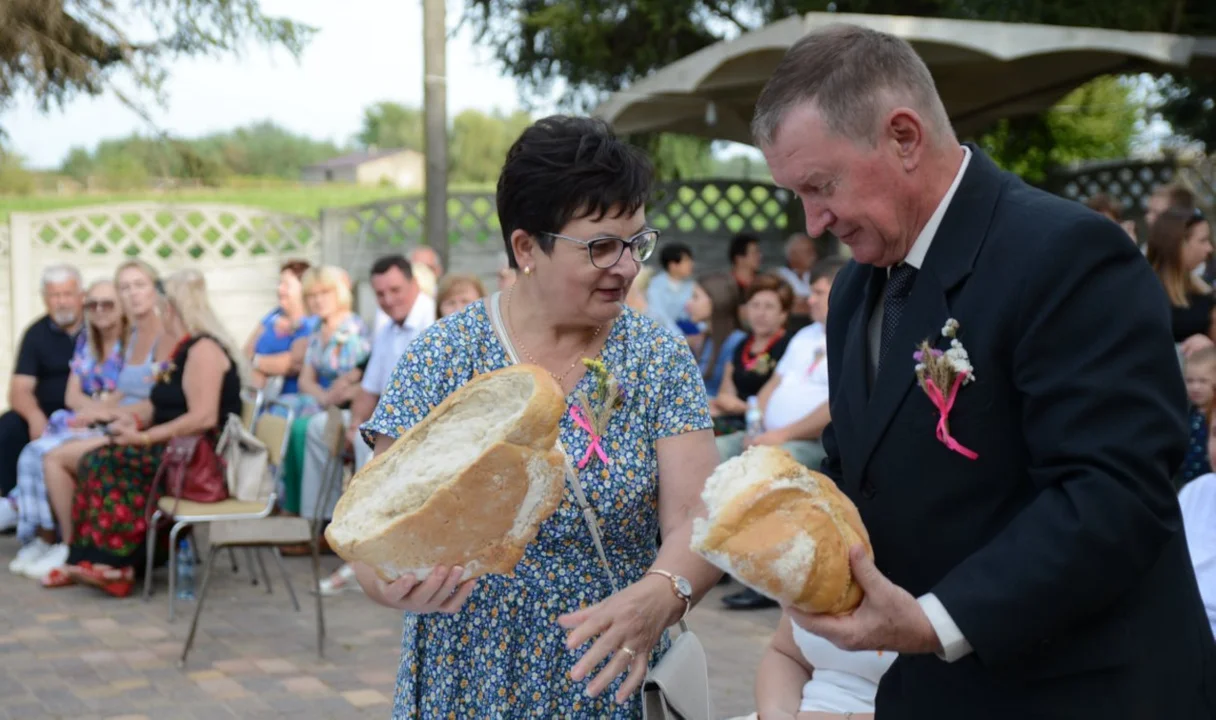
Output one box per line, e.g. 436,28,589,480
353,562,477,615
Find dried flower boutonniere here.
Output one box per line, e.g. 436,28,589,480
913,318,978,460
569,358,625,470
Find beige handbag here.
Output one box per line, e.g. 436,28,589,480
216,413,271,502
486,292,713,720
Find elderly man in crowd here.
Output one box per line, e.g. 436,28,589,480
0,265,84,532
773,232,818,323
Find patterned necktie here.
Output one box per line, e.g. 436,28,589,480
878,263,918,374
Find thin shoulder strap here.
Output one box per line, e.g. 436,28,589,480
486,292,619,594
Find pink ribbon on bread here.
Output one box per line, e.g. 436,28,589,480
921,373,979,460
569,405,609,469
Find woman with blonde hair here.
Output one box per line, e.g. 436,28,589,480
1148,206,1216,355
36,260,172,581
278,265,370,518
49,269,242,597
8,279,128,580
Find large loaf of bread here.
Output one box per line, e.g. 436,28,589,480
690,446,872,615
325,364,568,582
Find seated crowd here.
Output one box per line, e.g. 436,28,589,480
0,249,493,597
2,195,1213,713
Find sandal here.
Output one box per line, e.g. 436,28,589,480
315,563,360,596
40,566,75,588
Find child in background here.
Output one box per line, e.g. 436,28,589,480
1182,346,1216,488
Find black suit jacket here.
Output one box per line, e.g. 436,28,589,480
821,147,1216,718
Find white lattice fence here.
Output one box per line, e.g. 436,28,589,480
4,204,321,377
0,225,12,384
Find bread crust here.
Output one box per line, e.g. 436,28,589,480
325,364,568,582
692,447,872,615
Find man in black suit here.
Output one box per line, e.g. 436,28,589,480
751,23,1216,719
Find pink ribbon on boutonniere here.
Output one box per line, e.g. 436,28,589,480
569,405,609,469
921,372,978,460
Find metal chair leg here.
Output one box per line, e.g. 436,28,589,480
269,547,300,612
167,521,190,622
311,540,325,658
244,548,259,586
179,545,220,668
227,548,239,573
142,510,162,601
254,548,273,595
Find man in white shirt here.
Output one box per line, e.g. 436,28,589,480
300,255,435,522
715,257,844,470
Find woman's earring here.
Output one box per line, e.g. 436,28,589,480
523,266,532,276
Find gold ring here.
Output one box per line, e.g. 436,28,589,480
619,646,637,661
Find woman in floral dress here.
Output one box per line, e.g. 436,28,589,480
8,280,126,579
60,270,242,597
355,116,723,718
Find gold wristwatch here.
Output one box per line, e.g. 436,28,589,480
645,569,692,622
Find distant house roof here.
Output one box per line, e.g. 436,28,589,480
304,148,415,171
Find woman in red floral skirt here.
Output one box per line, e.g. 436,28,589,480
51,269,243,597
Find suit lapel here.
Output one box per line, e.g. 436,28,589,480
836,265,880,489
853,145,1005,477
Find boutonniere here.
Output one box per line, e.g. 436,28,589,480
569,358,625,470
913,318,978,460
750,353,773,375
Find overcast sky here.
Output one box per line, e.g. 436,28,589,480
3,0,546,169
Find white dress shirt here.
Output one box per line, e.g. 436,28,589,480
775,266,813,298
765,323,830,431
362,293,436,396
862,145,975,663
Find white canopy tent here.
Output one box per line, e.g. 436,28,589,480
593,12,1216,144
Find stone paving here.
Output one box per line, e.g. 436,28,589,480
0,538,779,719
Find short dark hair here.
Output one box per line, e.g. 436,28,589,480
497,116,654,269
810,256,847,285
279,259,311,279
370,254,413,280
729,233,759,264
744,273,794,312
658,243,692,271
1153,183,1196,213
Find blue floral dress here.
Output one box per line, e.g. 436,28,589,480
362,300,712,719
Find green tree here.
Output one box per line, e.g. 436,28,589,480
977,76,1140,183
449,108,532,183
462,0,1216,153
0,145,35,194
357,102,425,151
0,1,314,132
59,147,95,183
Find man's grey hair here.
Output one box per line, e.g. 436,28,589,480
752,23,954,148
40,264,83,293
785,232,813,255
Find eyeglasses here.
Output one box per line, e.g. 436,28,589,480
84,299,117,312
545,228,660,269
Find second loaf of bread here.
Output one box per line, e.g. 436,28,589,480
690,446,872,615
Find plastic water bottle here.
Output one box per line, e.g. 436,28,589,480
744,397,764,443
176,538,195,600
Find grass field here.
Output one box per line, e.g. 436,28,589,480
0,183,497,222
